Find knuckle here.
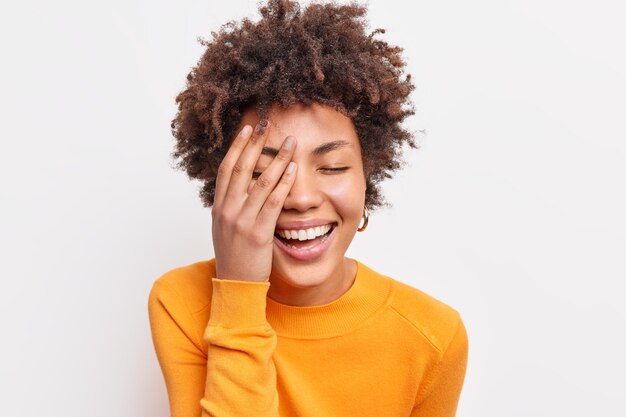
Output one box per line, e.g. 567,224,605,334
217,162,230,178
233,219,248,234
231,162,247,176
255,175,272,190
250,131,265,146
265,195,282,209
249,133,261,145
275,150,290,162
280,172,293,184
218,211,235,226
249,230,266,245
250,128,268,145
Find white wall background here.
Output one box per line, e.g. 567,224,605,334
1,0,624,416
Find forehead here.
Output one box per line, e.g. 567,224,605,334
238,103,361,153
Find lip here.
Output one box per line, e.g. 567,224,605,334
273,223,337,262
275,220,337,232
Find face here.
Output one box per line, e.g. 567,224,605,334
236,102,367,305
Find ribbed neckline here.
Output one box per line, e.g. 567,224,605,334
265,260,393,339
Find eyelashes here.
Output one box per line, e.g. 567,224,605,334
252,167,350,179
321,167,350,173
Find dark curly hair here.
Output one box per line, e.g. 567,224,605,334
171,0,417,212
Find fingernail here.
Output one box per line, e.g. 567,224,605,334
282,136,294,150
286,162,296,174
254,119,268,135
240,125,252,137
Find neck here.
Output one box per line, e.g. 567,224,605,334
267,258,357,306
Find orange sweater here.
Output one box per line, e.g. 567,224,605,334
148,258,468,417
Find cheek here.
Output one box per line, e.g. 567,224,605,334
324,176,366,223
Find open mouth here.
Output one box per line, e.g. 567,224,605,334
274,223,337,250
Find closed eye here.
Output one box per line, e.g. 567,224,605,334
252,167,349,178
320,167,349,173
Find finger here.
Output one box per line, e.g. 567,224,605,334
223,120,270,204
241,135,296,218
214,124,253,207
255,161,297,235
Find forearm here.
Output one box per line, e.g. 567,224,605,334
200,278,279,417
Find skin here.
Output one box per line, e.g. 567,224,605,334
212,102,367,306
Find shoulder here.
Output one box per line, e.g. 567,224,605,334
385,273,464,355
149,258,216,314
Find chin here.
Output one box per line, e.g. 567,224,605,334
270,251,342,289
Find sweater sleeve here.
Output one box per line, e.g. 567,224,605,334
200,278,279,416
410,317,469,417
148,280,208,417
148,277,279,417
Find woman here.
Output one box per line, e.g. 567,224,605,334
148,1,468,416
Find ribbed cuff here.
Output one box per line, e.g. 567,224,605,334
208,278,271,328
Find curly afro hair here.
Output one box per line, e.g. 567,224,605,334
171,0,417,212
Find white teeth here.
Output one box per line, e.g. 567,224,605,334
277,224,332,241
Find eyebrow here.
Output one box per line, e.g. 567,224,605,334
260,140,352,158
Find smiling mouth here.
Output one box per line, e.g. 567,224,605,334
274,223,336,250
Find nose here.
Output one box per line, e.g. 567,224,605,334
281,167,324,213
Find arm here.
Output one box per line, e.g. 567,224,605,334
410,318,469,417
148,123,294,416
148,280,208,417
148,277,279,417
200,278,279,416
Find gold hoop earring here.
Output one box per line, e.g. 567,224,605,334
357,207,369,232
